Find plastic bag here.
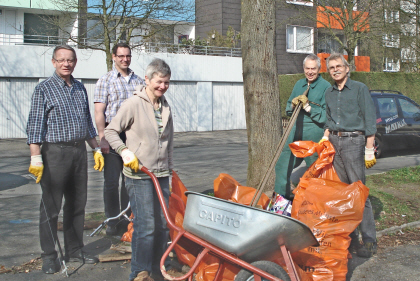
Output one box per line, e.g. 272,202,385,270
169,172,241,281
213,173,270,209
290,141,369,281
121,213,134,242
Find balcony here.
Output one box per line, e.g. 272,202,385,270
0,34,242,57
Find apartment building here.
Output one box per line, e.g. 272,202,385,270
195,0,371,74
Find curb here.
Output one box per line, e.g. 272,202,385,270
377,220,420,238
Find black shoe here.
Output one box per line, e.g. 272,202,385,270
42,258,60,274
357,242,377,258
106,225,118,236
348,238,360,253
67,251,99,264
117,220,130,233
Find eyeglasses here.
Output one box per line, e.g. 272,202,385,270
116,55,132,59
329,64,345,72
54,59,75,65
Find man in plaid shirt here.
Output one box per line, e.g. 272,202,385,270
94,43,144,235
26,45,104,274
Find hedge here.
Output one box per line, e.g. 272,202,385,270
278,72,420,118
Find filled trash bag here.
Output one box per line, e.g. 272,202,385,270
290,141,369,281
213,173,270,209
169,171,241,281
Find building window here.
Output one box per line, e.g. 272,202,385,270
24,13,58,45
148,25,175,44
383,58,400,72
286,25,313,53
178,35,188,43
401,48,416,62
317,33,346,54
87,18,116,42
286,0,313,6
383,34,400,48
384,10,399,23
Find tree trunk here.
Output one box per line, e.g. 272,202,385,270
241,0,282,189
77,0,87,48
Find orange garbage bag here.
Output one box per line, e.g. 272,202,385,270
121,213,134,242
214,173,270,209
169,173,241,281
121,171,187,243
171,170,188,205
289,141,369,281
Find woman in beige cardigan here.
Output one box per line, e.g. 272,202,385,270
105,58,179,281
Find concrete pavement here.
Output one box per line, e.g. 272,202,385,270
0,130,419,280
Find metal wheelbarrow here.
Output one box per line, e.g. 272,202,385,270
139,165,318,281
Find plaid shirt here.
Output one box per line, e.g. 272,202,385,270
26,72,97,144
94,67,144,123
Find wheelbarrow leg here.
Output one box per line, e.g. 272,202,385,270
280,245,300,281
253,274,262,281
213,261,225,281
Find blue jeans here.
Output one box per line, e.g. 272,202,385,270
330,134,376,243
125,177,171,281
103,150,130,226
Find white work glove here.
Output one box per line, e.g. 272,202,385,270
318,136,328,144
29,155,44,183
121,149,139,173
303,102,311,112
365,147,376,169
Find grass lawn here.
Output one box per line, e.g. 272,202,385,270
367,166,420,231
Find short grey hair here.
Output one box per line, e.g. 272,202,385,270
52,45,77,60
326,53,350,77
303,53,321,69
146,58,171,79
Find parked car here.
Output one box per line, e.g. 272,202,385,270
370,90,420,157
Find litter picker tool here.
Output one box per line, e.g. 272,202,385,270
250,85,310,207
90,203,132,237
28,174,69,277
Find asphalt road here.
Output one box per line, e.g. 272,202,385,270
1,130,420,280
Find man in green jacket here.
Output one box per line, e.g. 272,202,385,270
274,54,331,199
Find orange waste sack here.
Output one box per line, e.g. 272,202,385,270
213,173,270,209
168,171,241,281
289,141,369,281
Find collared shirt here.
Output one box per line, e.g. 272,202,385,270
286,75,331,125
324,78,377,136
94,67,145,123
26,72,97,144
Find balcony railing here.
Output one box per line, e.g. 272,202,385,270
0,34,242,57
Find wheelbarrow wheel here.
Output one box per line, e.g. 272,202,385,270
235,261,290,281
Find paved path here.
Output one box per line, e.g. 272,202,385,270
1,130,419,280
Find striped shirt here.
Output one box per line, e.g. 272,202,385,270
154,99,163,137
94,67,144,123
26,72,97,144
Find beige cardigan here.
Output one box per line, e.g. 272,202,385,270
104,85,174,178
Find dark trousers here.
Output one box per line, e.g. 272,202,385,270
103,149,130,226
39,142,87,260
329,134,376,243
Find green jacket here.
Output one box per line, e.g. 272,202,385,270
286,75,331,126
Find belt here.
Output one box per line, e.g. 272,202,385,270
330,131,364,137
50,139,85,147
